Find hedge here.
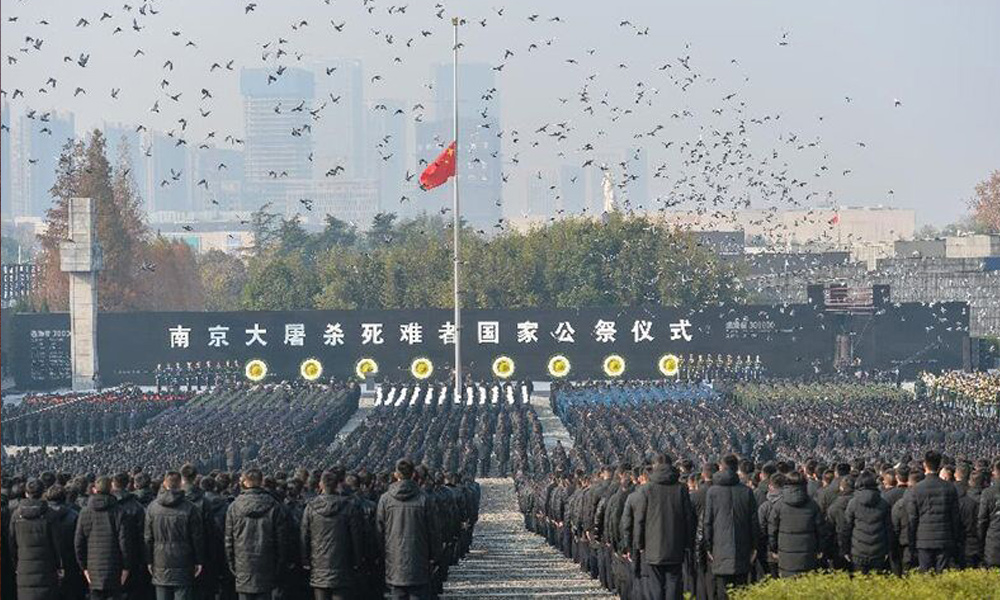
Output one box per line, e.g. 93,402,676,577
729,569,1000,600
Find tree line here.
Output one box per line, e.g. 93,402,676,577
30,129,746,313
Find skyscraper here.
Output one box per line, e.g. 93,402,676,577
103,121,147,208
191,146,245,212
311,59,365,179
560,165,586,215
16,110,74,218
416,63,502,228
367,98,406,216
146,131,191,214
1,102,10,219
240,67,315,209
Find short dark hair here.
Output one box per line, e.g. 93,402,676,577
180,463,198,483
784,472,805,486
895,465,910,481
44,484,66,503
321,471,342,492
200,477,217,493
163,471,182,490
836,462,851,477
721,454,739,472
243,469,263,488
112,472,130,491
25,479,44,499
395,459,415,480
855,472,878,490
924,450,943,472
93,476,112,495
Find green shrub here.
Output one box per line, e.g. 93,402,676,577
729,569,1000,600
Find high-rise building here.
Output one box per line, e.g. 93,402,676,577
526,168,560,218
103,122,148,208
366,98,406,216
311,58,365,179
146,131,191,214
416,63,502,228
560,165,586,215
16,110,75,218
240,67,315,209
623,146,649,210
191,146,245,212
1,102,10,219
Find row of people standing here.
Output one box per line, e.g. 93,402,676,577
3,459,481,600
517,449,1000,600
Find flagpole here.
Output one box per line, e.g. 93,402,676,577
451,17,462,403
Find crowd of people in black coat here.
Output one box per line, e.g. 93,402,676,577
1,388,189,447
2,382,360,477
320,382,549,478
518,450,1000,600
517,381,1000,600
2,458,481,600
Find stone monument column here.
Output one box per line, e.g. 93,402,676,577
59,198,103,390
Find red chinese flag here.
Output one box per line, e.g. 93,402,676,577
419,141,456,191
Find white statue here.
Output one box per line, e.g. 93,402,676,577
601,168,617,214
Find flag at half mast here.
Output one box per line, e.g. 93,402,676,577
419,141,457,191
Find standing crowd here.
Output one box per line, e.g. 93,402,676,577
518,450,1000,600
2,458,481,600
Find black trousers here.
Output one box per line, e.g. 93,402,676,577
645,563,683,600
388,584,430,600
852,555,888,574
712,573,751,600
312,587,353,600
917,548,951,573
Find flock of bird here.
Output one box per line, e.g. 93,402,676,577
1,0,911,256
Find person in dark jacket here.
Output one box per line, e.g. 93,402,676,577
627,454,695,600
224,469,287,600
757,473,784,579
978,460,1000,568
906,450,961,573
957,469,982,568
825,475,855,570
301,470,365,600
841,472,891,574
112,472,152,600
145,471,205,600
75,476,131,600
179,464,211,600
1,491,16,600
769,472,823,578
45,484,86,600
10,479,62,600
198,477,230,600
703,456,758,600
376,458,437,600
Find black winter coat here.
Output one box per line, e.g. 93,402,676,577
114,491,147,574
704,469,759,576
841,488,891,561
769,484,823,574
906,473,960,551
301,492,364,589
1,498,15,600
145,489,205,586
978,483,1000,567
47,501,84,590
958,487,981,563
827,491,853,558
376,480,436,587
10,499,62,597
74,493,130,592
629,466,696,566
225,488,287,594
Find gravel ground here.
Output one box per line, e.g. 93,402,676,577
441,478,615,599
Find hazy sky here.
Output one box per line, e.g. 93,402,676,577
2,0,998,225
